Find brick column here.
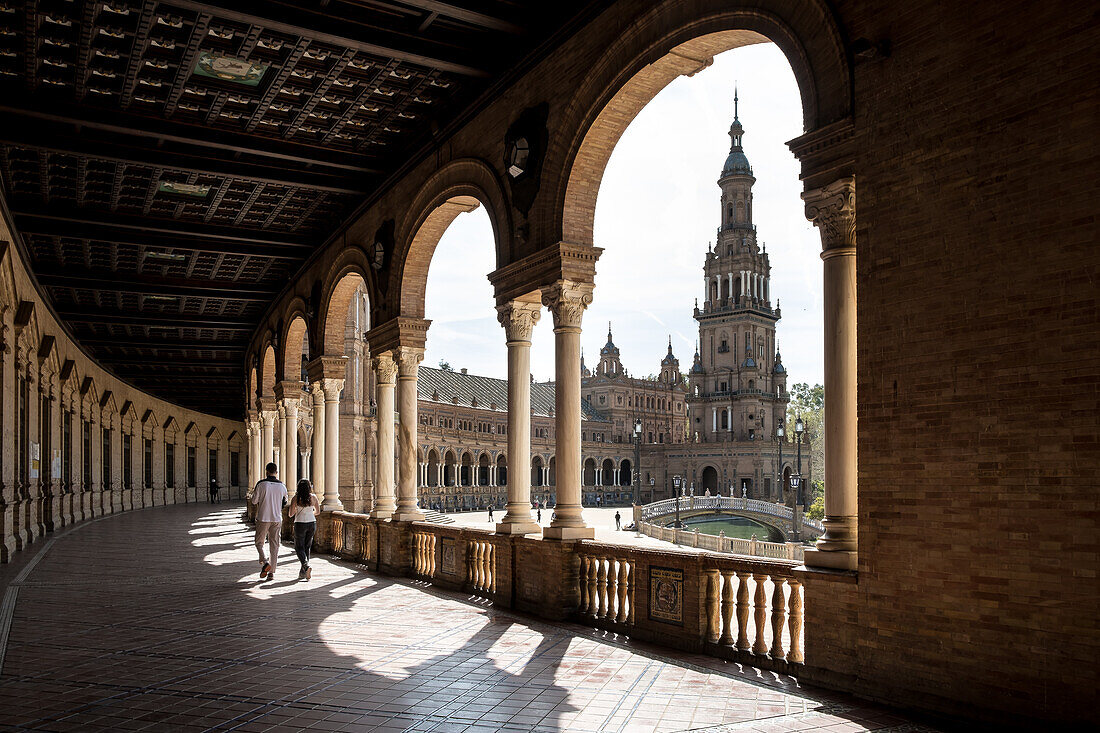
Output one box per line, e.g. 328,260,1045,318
393,347,424,521
542,280,595,540
371,352,397,519
496,300,541,535
802,177,857,571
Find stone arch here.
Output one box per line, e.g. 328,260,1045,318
531,454,544,487
443,449,457,487
700,465,719,494
394,158,511,319
477,452,491,486
601,457,615,486
318,264,368,358
619,458,632,487
427,448,440,487
496,454,507,487
547,1,850,249
583,457,596,486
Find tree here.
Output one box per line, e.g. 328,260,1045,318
786,383,824,495
438,360,453,371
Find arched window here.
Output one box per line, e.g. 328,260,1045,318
736,200,744,222
726,203,733,223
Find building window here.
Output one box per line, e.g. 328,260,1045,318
230,450,240,487
187,446,196,488
208,448,218,487
101,428,111,489
123,434,132,490
82,420,91,488
62,411,72,488
144,439,153,487
165,443,175,488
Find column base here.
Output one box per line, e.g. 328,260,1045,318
496,521,541,536
370,509,394,520
321,501,344,512
392,510,425,522
803,547,857,571
543,525,594,540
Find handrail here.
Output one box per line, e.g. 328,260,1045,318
638,496,824,533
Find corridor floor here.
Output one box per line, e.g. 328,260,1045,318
0,503,944,732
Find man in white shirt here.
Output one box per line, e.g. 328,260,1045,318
251,462,287,581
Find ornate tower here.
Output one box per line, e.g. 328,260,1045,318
687,92,787,445
596,323,624,377
659,337,682,385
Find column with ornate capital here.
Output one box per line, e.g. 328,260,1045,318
393,347,424,521
802,177,857,571
260,405,276,474
276,402,286,483
276,382,300,493
496,301,541,535
309,383,326,506
321,377,344,511
542,281,595,540
371,352,397,519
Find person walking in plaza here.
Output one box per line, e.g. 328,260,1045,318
487,505,494,522
250,463,287,581
287,479,320,581
209,478,219,504
615,511,622,531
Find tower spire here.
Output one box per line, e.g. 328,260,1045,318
734,83,739,121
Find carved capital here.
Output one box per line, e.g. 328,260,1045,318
260,410,277,427
802,176,855,251
372,351,398,386
310,381,326,405
394,347,424,378
320,378,344,402
541,279,593,330
496,301,542,342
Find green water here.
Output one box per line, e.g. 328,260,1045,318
671,515,773,541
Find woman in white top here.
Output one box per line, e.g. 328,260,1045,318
287,479,320,580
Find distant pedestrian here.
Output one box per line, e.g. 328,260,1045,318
488,506,494,522
537,507,542,523
250,463,287,582
287,479,320,581
615,511,622,530
209,479,219,504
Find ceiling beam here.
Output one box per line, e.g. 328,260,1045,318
57,310,254,330
0,127,368,194
11,205,319,250
79,337,247,351
18,217,307,260
171,0,492,77
95,359,239,368
38,271,278,301
0,103,379,175
396,0,525,33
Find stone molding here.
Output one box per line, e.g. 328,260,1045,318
274,380,303,402
366,317,431,355
496,301,542,342
489,242,603,306
541,279,594,329
802,177,855,251
306,355,347,383
395,347,424,379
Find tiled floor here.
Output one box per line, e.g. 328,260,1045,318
0,503,945,732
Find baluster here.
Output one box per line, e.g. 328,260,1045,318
578,555,591,612
718,569,735,645
479,542,488,590
626,561,635,625
704,569,721,643
487,544,495,592
596,557,609,619
771,577,786,659
587,555,599,618
465,541,474,585
472,542,483,589
752,573,769,656
788,579,804,663
605,559,619,621
735,571,751,651
616,559,630,623
414,534,421,574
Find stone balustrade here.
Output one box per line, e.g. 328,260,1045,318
638,496,825,534
637,520,804,560
307,512,804,676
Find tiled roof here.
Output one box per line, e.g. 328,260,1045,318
418,367,609,422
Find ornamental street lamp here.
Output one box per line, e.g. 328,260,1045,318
776,422,785,503
633,419,642,505
795,414,805,507
672,474,683,528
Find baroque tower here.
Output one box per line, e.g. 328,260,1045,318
687,92,788,447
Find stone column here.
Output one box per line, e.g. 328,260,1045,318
802,177,857,571
310,383,325,504
275,402,286,483
321,378,344,511
496,301,541,534
276,382,300,493
393,347,424,521
260,407,276,471
247,415,261,489
371,352,397,519
542,281,595,540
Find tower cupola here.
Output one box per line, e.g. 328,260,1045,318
720,88,753,179
597,322,623,377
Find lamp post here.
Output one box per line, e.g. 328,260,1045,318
795,414,804,507
633,419,642,505
672,474,682,528
776,423,784,503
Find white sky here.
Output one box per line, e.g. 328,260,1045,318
423,44,824,387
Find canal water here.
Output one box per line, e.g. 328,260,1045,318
671,515,774,540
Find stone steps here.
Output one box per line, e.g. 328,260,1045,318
421,509,456,525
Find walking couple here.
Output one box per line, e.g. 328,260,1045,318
250,462,320,582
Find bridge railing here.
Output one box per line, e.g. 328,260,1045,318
637,520,804,561
637,496,825,533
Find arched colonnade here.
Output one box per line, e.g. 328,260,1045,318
245,0,858,564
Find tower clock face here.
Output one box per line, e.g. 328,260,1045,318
371,241,385,270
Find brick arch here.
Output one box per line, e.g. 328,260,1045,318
541,1,850,249
259,344,276,399
394,158,511,319
279,298,311,383
316,248,372,358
